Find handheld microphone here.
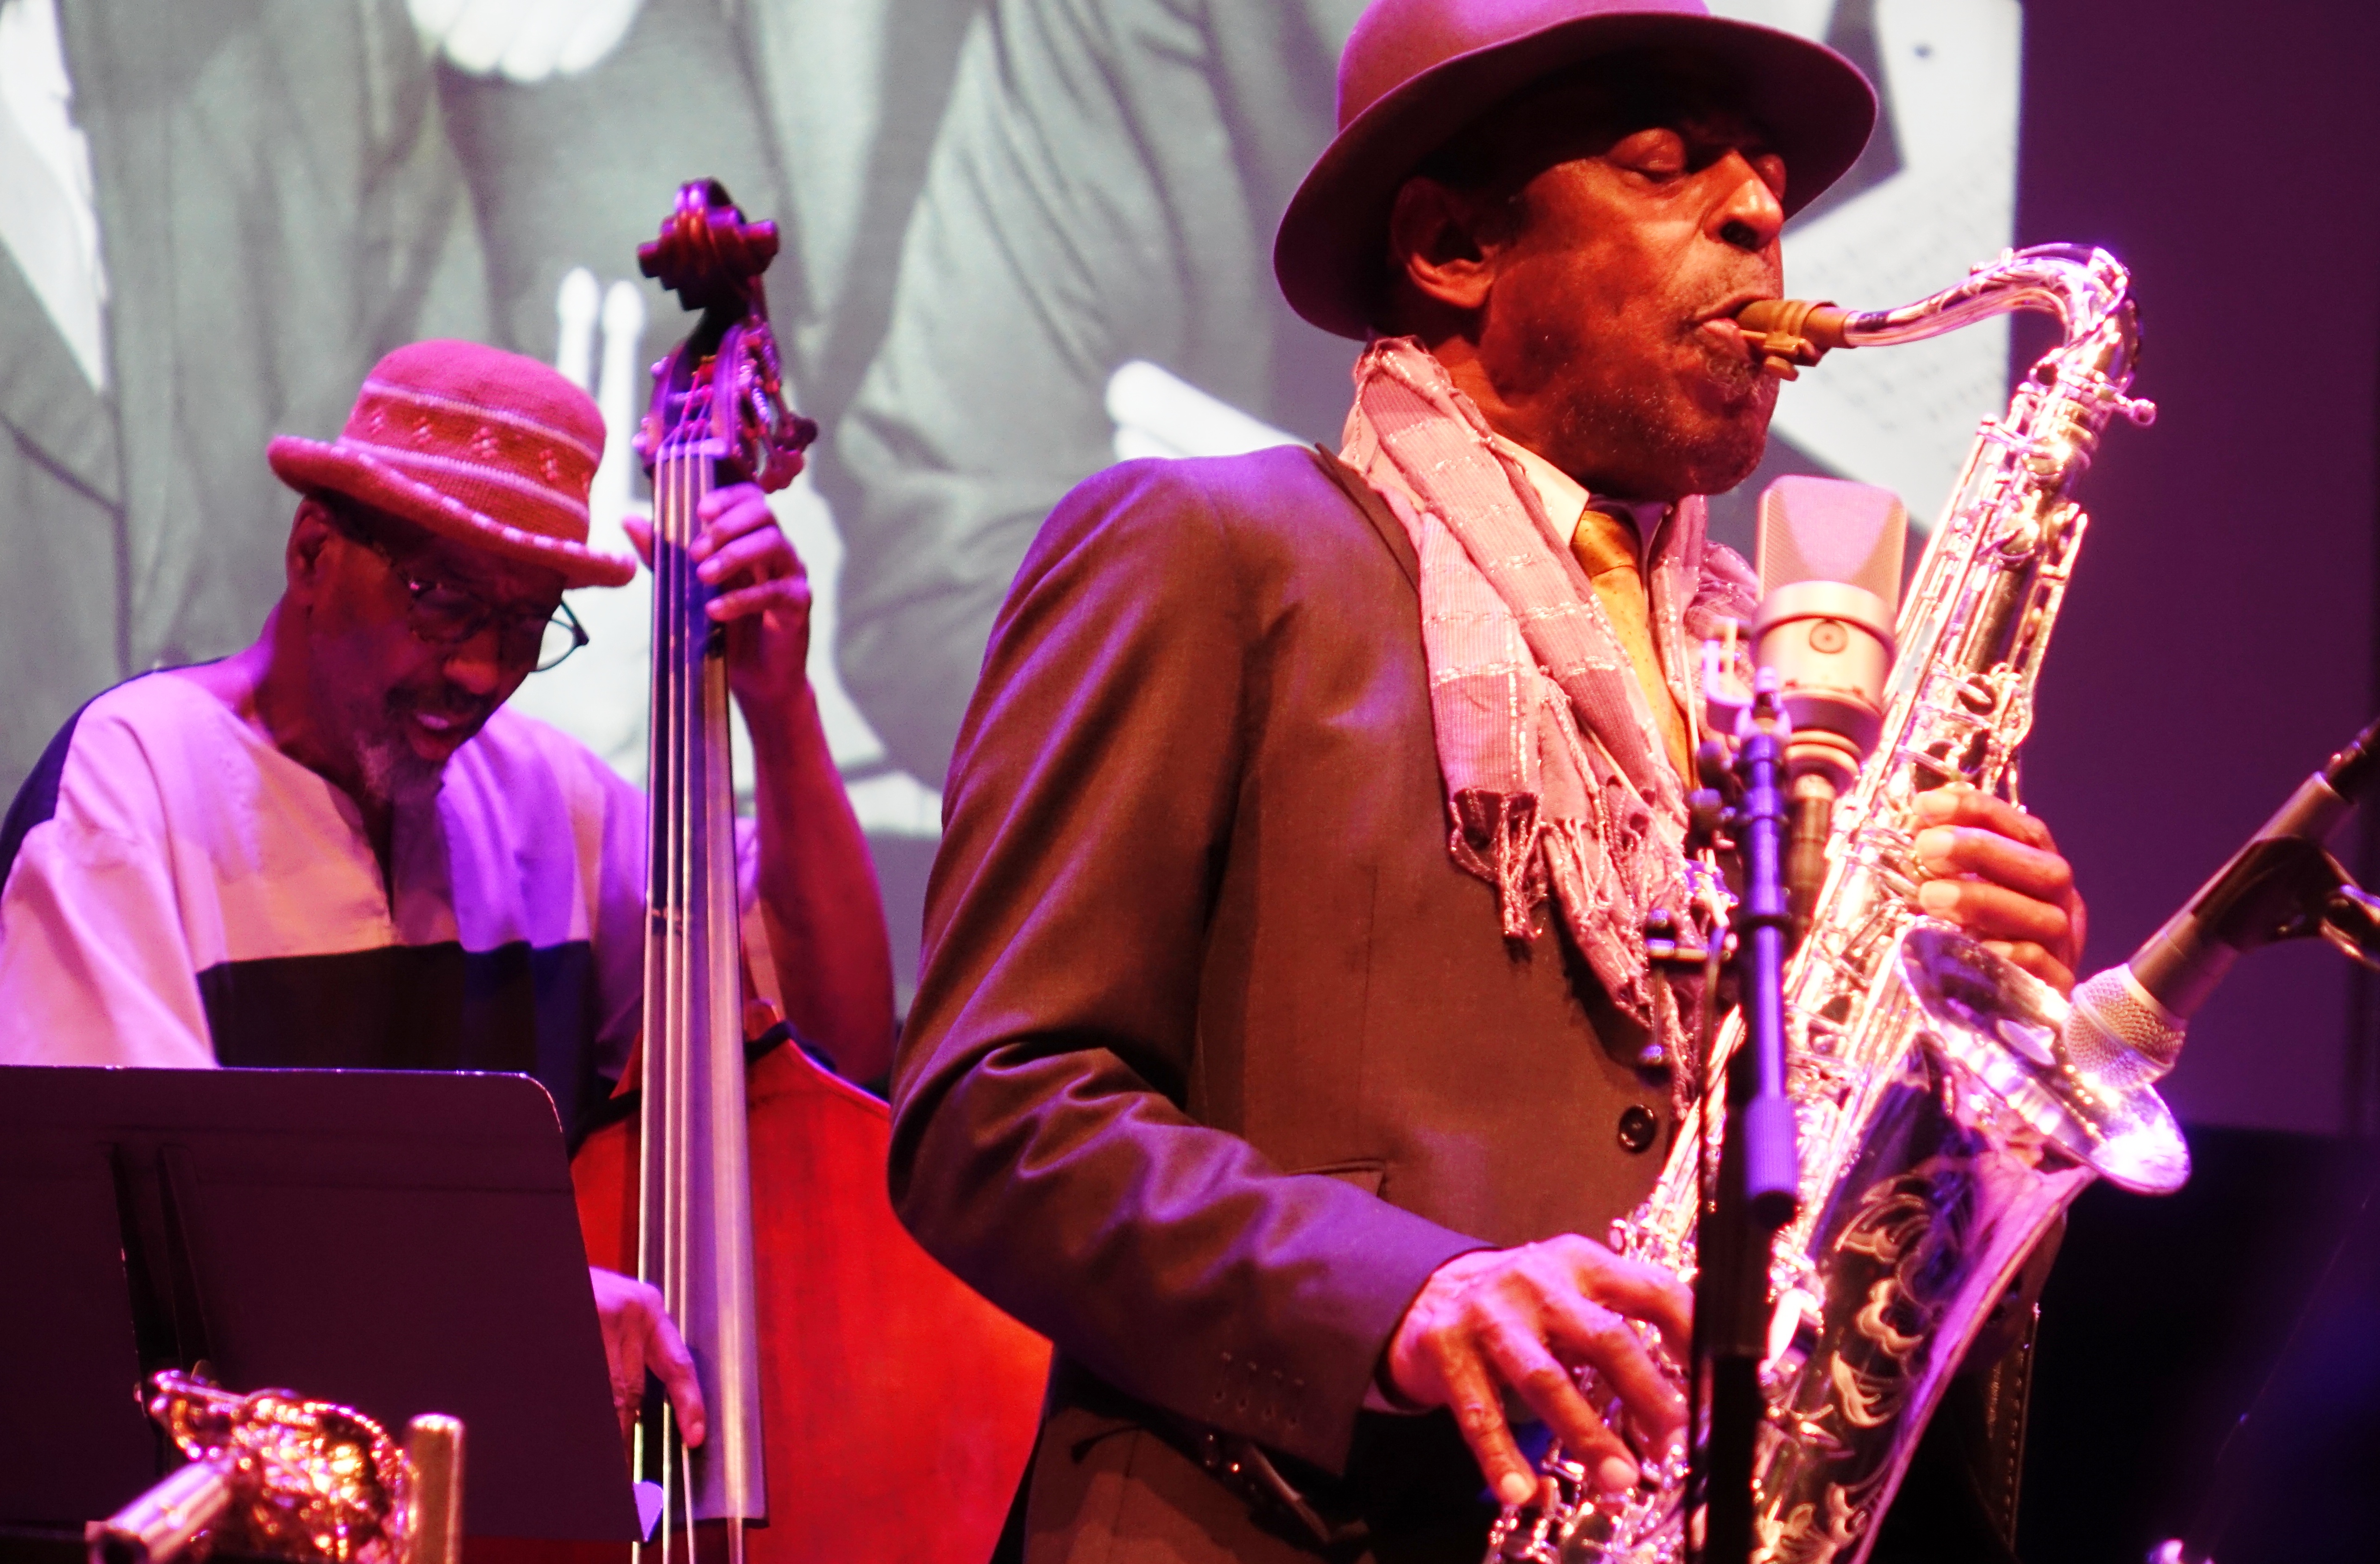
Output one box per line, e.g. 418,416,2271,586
1752,476,1909,927
2065,715,2380,1088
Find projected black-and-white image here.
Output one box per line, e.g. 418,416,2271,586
0,0,2022,995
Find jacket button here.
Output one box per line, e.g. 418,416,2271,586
1618,1105,1658,1154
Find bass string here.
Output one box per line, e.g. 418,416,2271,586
635,440,668,1564
692,435,734,1471
674,442,701,1499
684,431,728,1543
677,438,696,1551
672,441,701,1494
659,437,684,1564
643,432,703,1553
644,375,756,1544
659,429,727,1546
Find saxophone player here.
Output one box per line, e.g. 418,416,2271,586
889,1,2086,1558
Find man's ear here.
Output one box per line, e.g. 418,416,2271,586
1385,176,1507,318
286,497,337,598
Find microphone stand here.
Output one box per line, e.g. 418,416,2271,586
1690,678,1803,1564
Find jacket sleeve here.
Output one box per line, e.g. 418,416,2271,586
887,457,1480,1474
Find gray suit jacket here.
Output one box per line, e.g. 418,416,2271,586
889,444,1682,1556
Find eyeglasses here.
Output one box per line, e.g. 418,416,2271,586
338,528,590,672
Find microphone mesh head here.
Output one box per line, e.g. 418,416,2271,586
2063,966,2187,1092
1756,476,1908,606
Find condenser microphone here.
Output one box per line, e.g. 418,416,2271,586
1752,476,1909,926
2065,715,2380,1089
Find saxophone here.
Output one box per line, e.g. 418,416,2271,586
1489,245,2188,1564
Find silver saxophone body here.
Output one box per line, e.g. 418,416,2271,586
1489,246,2190,1564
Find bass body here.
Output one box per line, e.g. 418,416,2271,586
569,1038,1048,1562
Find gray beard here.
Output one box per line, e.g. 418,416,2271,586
1553,339,1775,500
356,732,445,811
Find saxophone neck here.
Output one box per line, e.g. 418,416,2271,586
1733,244,2148,391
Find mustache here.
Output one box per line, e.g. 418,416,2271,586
386,684,496,732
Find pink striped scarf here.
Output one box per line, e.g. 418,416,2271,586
1339,337,1757,1033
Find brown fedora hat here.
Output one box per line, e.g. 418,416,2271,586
1275,0,1877,339
269,339,636,590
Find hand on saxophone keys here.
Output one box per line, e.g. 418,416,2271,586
1908,784,2090,994
1381,1235,1690,1509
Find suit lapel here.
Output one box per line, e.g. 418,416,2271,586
1308,444,1418,591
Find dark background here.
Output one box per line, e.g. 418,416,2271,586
2022,1126,2380,1564
2011,2,2380,1555
2015,0,2380,1138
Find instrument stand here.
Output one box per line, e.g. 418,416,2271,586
0,1067,640,1550
1684,684,1804,1564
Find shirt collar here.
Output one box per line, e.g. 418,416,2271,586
1489,433,1669,559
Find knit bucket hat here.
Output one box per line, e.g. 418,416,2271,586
1275,0,1878,340
268,339,637,589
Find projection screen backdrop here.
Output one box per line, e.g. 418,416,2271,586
0,0,2022,1003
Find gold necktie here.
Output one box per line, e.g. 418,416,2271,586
1570,505,1693,781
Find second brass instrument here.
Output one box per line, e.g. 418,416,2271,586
91,1371,463,1564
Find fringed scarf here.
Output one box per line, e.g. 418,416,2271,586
1339,336,1758,1044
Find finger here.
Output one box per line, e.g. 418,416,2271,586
1981,939,2076,995
1480,1320,1640,1494
1914,824,2075,907
609,1313,647,1439
1432,1337,1539,1508
1551,1239,1693,1368
694,481,767,521
1537,1299,1684,1455
690,488,779,559
1914,877,2074,950
690,508,780,564
620,515,654,570
643,1311,709,1448
695,527,804,588
1912,785,2057,853
706,578,812,624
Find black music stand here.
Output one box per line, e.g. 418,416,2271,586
0,1067,639,1544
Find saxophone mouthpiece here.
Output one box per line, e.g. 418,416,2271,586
1735,298,1855,380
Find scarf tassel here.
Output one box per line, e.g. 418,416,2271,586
1448,788,1548,943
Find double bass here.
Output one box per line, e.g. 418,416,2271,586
561,180,1047,1562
